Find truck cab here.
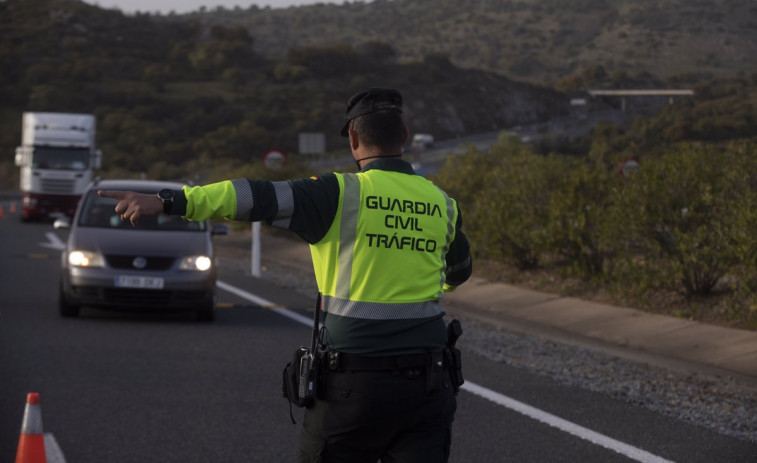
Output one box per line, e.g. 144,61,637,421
14,112,102,220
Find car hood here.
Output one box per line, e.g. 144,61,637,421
69,227,212,257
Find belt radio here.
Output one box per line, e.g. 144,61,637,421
282,293,322,423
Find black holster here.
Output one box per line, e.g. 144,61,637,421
445,319,464,393
282,294,324,423
444,346,464,393
282,347,319,408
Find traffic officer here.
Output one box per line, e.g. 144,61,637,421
99,87,472,463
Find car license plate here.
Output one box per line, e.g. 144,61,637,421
115,275,164,289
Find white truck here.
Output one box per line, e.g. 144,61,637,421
14,112,102,221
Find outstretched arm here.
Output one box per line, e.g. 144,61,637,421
97,190,162,226
99,175,340,238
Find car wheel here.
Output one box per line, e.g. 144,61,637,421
196,298,215,322
197,307,215,322
58,284,80,318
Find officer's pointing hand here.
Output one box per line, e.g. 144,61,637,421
97,190,162,226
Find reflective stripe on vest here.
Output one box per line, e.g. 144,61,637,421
336,174,359,300
232,178,253,220
322,295,442,320
271,180,294,229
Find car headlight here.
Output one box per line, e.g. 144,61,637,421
179,255,212,271
68,250,104,267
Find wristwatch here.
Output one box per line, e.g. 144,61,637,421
157,189,175,215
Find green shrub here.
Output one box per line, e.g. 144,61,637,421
613,142,757,297
435,135,757,328
434,136,553,269
545,156,617,279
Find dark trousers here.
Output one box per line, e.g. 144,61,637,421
299,368,456,463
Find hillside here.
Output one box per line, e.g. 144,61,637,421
188,0,757,86
2,0,756,189
0,0,567,185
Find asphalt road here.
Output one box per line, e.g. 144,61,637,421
1,211,755,462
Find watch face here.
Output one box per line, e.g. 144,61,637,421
158,189,174,201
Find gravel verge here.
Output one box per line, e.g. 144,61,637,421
460,318,757,443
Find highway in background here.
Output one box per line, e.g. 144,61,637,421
1,204,755,462
308,109,632,177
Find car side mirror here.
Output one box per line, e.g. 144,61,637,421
54,217,71,229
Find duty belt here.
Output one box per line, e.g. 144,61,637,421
325,351,445,372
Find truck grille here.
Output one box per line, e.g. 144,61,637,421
41,178,76,194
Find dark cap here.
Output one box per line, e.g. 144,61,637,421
340,87,403,137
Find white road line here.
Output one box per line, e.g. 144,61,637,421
216,280,313,326
218,279,676,463
462,382,675,463
40,232,65,251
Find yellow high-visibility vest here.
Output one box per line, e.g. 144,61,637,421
310,170,458,320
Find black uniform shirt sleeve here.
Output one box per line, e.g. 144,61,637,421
445,207,472,288
284,173,341,244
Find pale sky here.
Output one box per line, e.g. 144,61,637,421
85,0,352,15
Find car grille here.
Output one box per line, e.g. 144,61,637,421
41,178,76,194
105,255,175,270
73,287,209,306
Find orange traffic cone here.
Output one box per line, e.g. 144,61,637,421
15,392,46,463
0,205,4,219
10,202,17,213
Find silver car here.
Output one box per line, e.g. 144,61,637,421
55,179,228,321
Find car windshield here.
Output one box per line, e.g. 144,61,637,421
32,147,89,170
77,191,206,231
